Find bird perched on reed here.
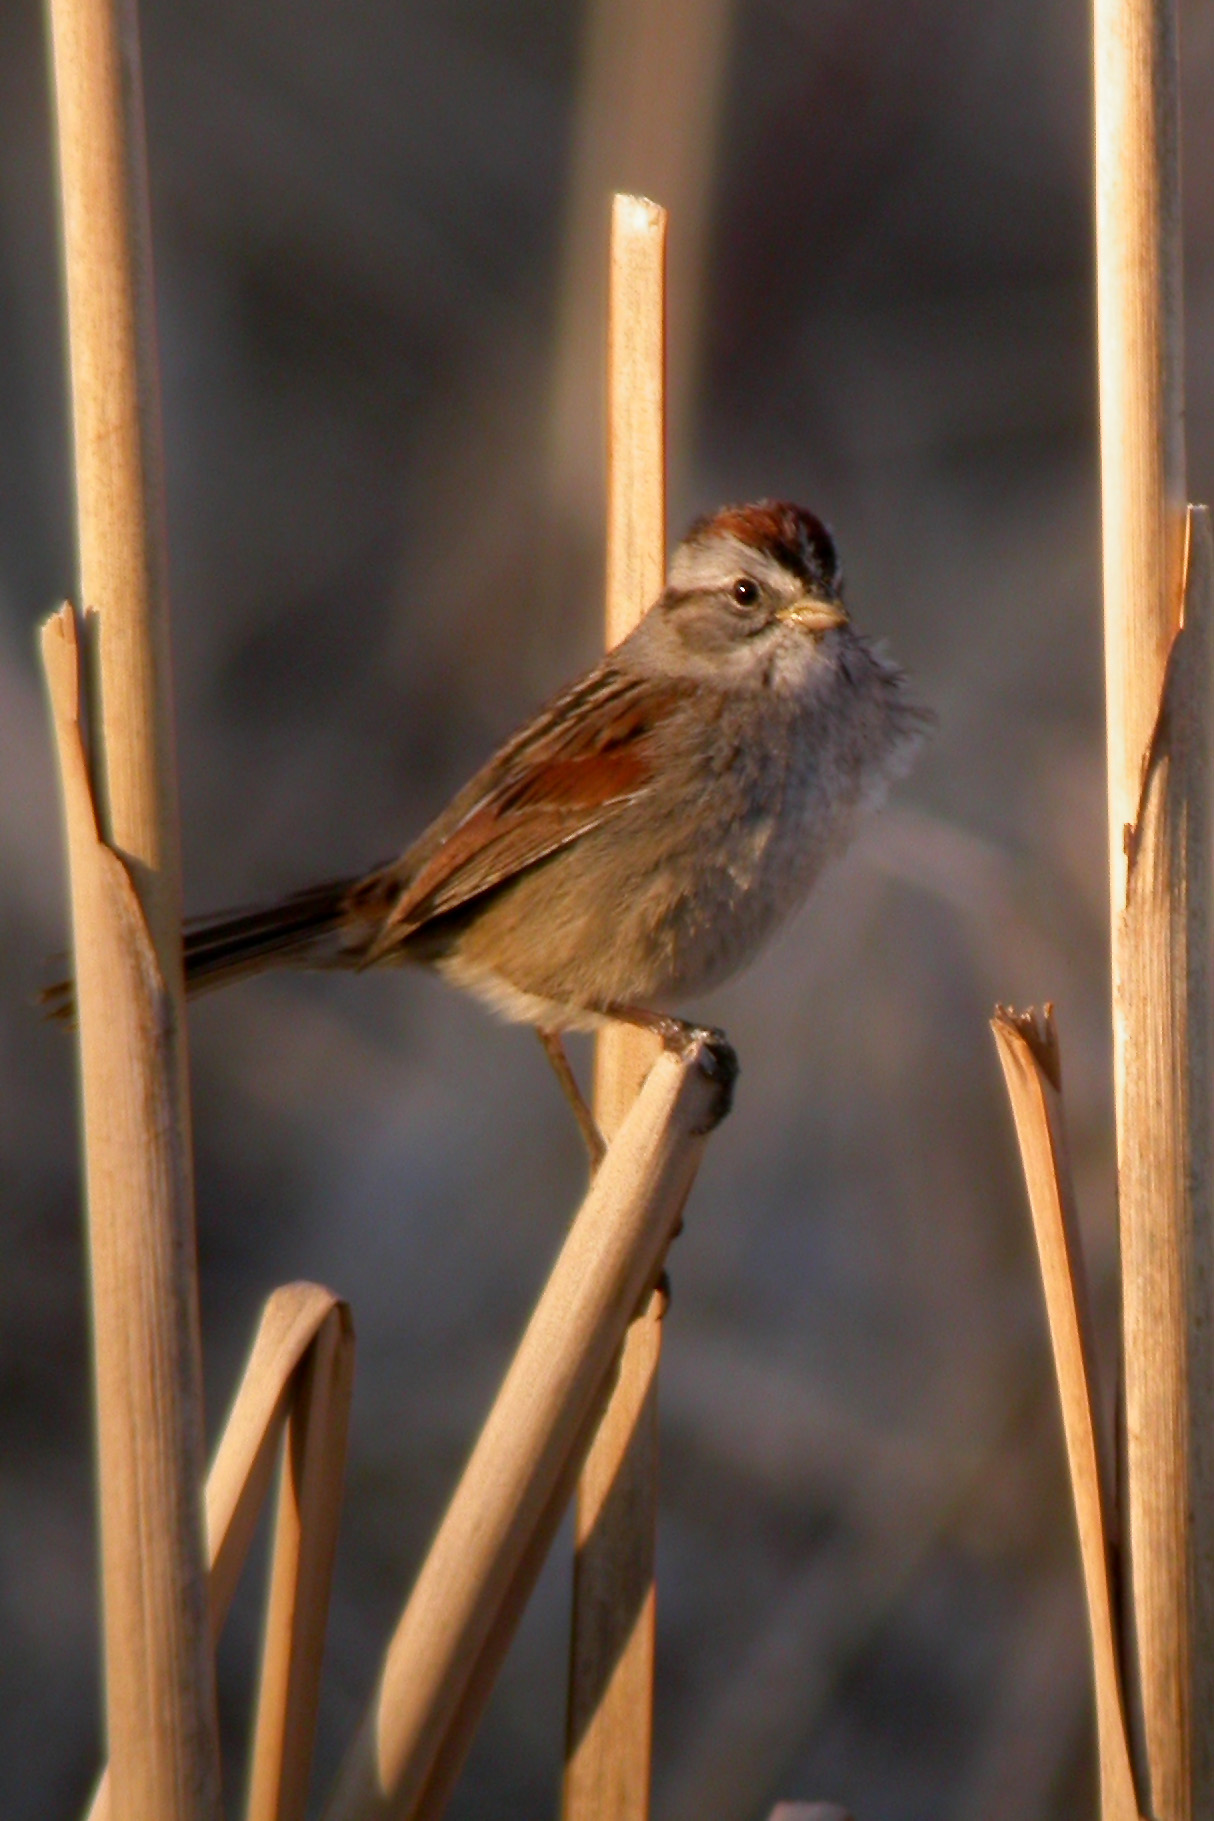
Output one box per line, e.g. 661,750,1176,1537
48,501,930,1158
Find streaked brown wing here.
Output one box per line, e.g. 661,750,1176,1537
355,663,688,955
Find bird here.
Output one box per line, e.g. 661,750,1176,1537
47,501,931,1160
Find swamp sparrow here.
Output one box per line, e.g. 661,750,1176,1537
49,502,930,1155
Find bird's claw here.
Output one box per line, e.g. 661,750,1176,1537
661,1021,738,1131
605,1006,739,1132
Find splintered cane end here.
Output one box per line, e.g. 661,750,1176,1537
39,602,82,725
613,192,667,237
991,1002,1061,1091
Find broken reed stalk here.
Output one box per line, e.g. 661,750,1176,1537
246,1296,356,1821
564,190,668,1821
85,1282,356,1821
42,0,216,1799
322,1041,718,1821
990,1008,1140,1821
1094,0,1214,1810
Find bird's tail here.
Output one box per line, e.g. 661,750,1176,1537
41,875,359,1025
180,877,358,991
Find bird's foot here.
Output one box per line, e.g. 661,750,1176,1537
607,1007,739,1132
682,1026,739,1132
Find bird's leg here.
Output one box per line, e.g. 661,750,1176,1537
537,1028,606,1168
603,1004,740,1133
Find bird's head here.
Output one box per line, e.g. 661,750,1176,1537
629,500,855,693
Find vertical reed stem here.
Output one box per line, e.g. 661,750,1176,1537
44,0,217,1812
1094,0,1214,1812
563,192,667,1821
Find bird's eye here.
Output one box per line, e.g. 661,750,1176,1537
730,577,760,607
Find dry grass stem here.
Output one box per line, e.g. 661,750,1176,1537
322,1042,718,1821
592,198,667,1127
1095,0,1214,1809
42,605,218,1821
601,194,667,658
566,191,667,1821
46,0,184,948
991,1006,1141,1821
245,1298,356,1821
45,0,214,1809
1113,504,1214,1815
85,1282,354,1821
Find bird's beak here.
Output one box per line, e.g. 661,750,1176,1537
776,595,849,634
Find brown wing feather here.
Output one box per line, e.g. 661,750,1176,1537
43,665,688,1008
355,663,687,958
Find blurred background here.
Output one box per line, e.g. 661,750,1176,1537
6,1,1214,1816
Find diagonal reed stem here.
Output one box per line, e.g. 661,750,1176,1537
991,1006,1141,1821
322,1040,718,1821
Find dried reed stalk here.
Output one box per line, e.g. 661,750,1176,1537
85,1282,355,1821
43,598,217,1821
991,1008,1141,1821
246,1296,356,1821
322,1041,719,1821
43,0,215,1812
564,192,667,1821
1095,0,1214,1801
564,1296,662,1819
209,1286,353,1638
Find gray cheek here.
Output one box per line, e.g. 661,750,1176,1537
668,614,758,681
